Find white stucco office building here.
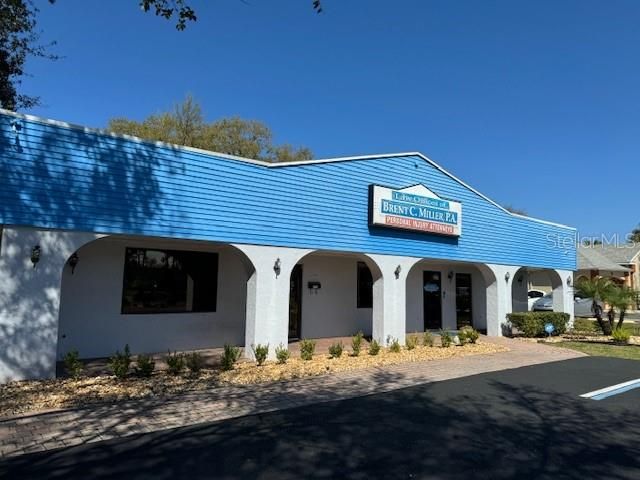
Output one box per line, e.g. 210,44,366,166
0,110,577,382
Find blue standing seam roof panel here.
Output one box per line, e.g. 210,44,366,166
0,112,576,270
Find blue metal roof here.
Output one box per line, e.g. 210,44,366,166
0,110,576,270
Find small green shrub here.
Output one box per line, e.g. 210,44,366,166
328,342,343,359
63,350,83,379
351,331,364,356
368,339,380,355
109,344,131,379
300,339,316,361
221,344,242,371
135,353,155,377
458,326,479,345
440,330,452,348
388,337,401,353
467,327,480,344
252,344,269,366
612,327,631,344
507,312,569,337
185,352,205,374
405,334,418,350
166,351,185,375
423,331,434,347
275,344,290,364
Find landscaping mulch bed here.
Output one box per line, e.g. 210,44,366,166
0,341,507,418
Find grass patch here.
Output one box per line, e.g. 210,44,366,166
573,319,640,336
549,341,640,361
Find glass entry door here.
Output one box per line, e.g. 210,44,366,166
456,273,473,329
423,271,442,330
289,264,303,339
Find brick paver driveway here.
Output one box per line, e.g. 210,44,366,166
0,338,583,458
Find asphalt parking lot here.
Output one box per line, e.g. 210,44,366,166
1,356,638,480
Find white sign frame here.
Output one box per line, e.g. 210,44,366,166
368,184,462,237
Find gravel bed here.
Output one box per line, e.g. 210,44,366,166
0,341,507,418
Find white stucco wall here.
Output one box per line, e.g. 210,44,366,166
298,255,373,339
233,244,312,359
405,262,488,332
0,225,575,382
552,269,575,327
511,269,530,312
0,226,101,381
57,237,250,359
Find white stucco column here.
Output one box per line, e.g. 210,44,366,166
233,244,311,359
484,264,521,336
367,254,420,346
511,269,529,312
553,269,575,327
0,226,101,382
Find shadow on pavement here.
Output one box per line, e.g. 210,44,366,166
2,358,640,480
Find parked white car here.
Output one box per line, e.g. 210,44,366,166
532,293,601,317
527,290,546,311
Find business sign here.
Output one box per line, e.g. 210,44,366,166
369,184,462,236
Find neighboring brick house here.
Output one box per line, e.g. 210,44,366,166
575,245,640,310
594,244,640,290
575,245,632,285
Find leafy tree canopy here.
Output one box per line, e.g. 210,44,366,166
629,224,640,243
0,0,58,110
107,96,314,162
504,205,528,216
141,1,323,30
582,239,603,246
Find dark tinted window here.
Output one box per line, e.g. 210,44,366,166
122,248,218,314
357,261,373,308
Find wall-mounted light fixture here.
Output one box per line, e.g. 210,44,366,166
68,253,79,274
30,245,41,269
566,276,572,286
504,271,511,282
517,275,523,284
273,258,281,277
394,265,402,279
308,281,321,293
447,271,454,281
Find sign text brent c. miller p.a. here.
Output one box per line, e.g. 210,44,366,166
380,199,459,224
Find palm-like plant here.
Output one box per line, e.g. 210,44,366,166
605,285,638,330
575,277,613,334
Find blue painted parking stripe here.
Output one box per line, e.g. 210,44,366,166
580,379,640,401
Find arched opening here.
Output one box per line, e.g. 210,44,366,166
288,250,383,341
405,259,496,333
58,235,255,361
512,267,564,312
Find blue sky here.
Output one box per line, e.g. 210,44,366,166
21,0,640,239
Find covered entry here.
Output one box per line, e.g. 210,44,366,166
288,251,382,340
407,260,494,332
58,235,254,360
